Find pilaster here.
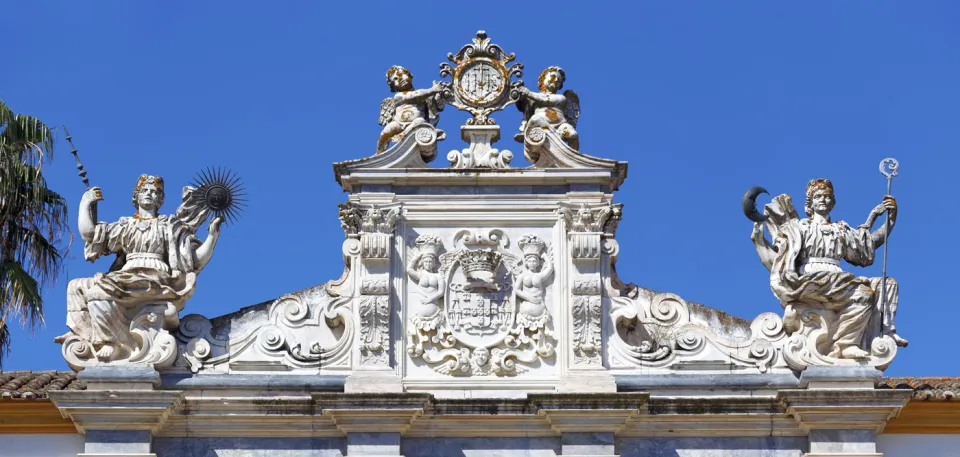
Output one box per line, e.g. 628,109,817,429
341,202,404,393
557,203,620,392
560,432,617,457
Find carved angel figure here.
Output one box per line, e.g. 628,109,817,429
514,66,580,150
751,179,906,360
57,175,222,363
378,65,447,153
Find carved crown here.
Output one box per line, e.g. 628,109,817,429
518,234,546,258
459,249,503,282
415,234,443,258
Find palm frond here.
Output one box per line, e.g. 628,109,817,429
0,261,44,328
0,317,10,366
0,100,68,368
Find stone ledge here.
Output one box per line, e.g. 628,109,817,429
616,373,800,391
778,389,913,433
48,389,184,434
159,373,347,390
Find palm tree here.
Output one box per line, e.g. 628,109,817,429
0,100,69,368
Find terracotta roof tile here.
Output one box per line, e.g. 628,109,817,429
0,371,85,399
878,377,960,401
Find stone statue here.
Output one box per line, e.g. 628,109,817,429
378,65,447,153
513,234,554,338
749,178,906,360
57,175,222,368
514,66,580,150
406,234,446,356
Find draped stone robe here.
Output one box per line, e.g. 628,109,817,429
66,188,207,356
765,195,896,356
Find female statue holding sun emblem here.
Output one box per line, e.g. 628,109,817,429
58,175,224,363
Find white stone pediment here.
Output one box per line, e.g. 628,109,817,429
136,30,905,392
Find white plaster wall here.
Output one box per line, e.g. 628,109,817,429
0,434,83,457
878,434,960,457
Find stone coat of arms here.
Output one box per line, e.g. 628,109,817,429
406,229,554,376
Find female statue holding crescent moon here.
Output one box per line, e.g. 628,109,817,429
57,175,223,363
748,179,906,360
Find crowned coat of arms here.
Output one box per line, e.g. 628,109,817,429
406,230,554,376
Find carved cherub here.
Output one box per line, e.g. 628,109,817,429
378,65,447,153
514,66,580,149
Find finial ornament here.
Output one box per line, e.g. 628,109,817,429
439,30,524,125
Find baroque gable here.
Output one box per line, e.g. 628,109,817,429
57,31,906,398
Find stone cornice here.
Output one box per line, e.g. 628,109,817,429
36,388,939,438
778,389,914,433
48,388,184,434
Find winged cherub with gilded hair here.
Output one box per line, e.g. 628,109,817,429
377,65,447,153
514,66,580,150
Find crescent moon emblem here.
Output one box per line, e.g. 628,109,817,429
742,186,769,223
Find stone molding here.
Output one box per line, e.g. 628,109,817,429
44,383,928,442
48,388,183,435
779,389,913,433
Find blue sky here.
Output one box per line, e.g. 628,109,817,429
2,2,958,376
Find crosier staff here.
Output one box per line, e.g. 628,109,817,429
878,157,899,336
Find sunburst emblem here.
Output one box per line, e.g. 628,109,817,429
191,167,247,225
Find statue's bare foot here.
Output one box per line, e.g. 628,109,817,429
840,346,870,359
889,333,909,347
95,343,117,360
53,331,76,344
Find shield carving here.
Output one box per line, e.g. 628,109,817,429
439,247,519,349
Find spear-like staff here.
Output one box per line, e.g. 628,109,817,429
878,157,899,335
63,126,90,189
